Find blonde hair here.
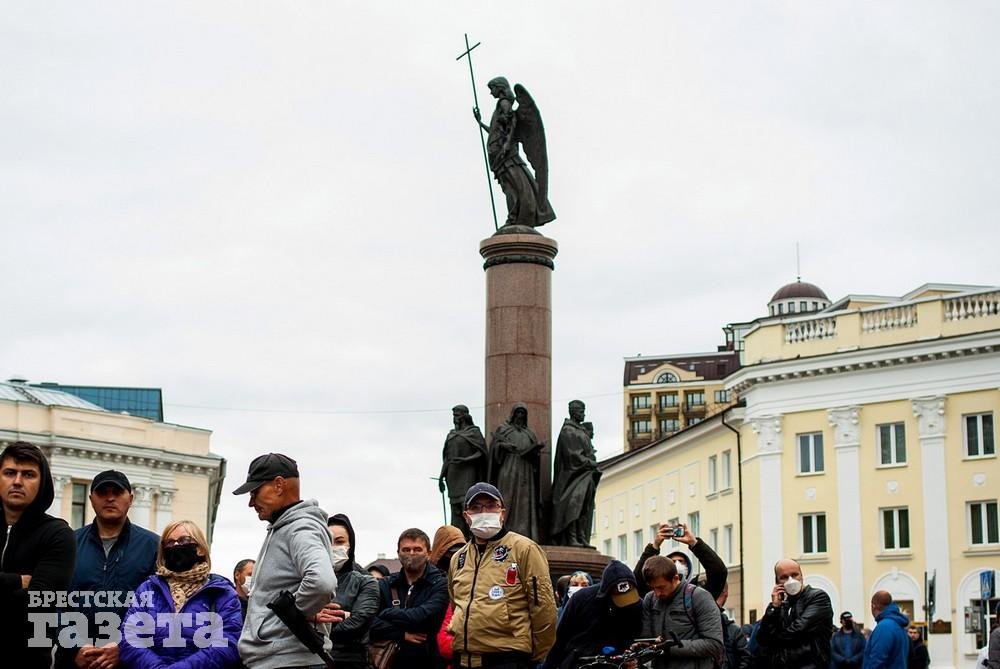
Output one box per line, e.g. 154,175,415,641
157,520,211,571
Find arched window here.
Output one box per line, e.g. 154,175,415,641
655,372,678,384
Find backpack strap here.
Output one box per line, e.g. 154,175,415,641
390,585,401,608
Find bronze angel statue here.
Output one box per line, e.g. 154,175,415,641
474,77,555,228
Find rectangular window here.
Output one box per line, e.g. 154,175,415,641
689,417,702,426
709,527,718,550
618,534,628,560
881,507,910,550
723,524,733,564
632,420,651,435
878,423,907,465
660,418,679,433
797,432,825,474
687,512,700,538
800,301,808,311
714,389,731,403
632,395,651,410
801,513,827,554
686,391,705,408
603,539,612,556
659,393,678,408
969,501,999,545
634,530,644,558
649,523,659,543
778,303,785,314
965,413,996,457
721,450,732,489
70,483,87,530
708,455,718,493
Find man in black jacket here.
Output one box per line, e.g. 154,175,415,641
370,527,449,669
754,558,833,669
633,521,727,600
542,560,642,669
0,441,76,668
55,469,159,669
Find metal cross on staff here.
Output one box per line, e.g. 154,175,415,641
456,33,499,231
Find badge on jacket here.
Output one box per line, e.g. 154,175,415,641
489,585,504,600
492,545,510,562
457,551,467,570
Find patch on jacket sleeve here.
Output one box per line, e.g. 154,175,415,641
457,550,467,570
491,545,510,562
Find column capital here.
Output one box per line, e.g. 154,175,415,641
828,406,861,446
912,396,946,438
132,484,155,507
750,415,783,454
156,489,175,509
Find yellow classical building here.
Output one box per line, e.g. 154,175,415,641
0,380,225,539
596,283,1000,669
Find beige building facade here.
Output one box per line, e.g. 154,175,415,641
0,381,225,540
597,283,1000,669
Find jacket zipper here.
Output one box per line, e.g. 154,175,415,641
0,524,11,569
463,544,486,657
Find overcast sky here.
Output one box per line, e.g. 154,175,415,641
4,2,999,571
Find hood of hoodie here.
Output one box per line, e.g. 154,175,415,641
328,512,357,567
665,550,694,583
597,559,636,598
430,525,466,567
1,447,56,523
271,498,329,536
876,602,910,628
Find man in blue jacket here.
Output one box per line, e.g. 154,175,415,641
831,611,865,669
862,591,909,669
56,469,158,669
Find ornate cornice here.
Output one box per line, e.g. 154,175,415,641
828,407,861,446
912,396,946,438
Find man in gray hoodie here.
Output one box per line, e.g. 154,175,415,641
233,453,338,669
640,555,723,669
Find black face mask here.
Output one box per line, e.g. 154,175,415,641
163,543,205,572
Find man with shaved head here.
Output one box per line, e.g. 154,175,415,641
861,590,909,669
754,558,833,669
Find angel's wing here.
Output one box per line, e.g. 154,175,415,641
514,84,555,224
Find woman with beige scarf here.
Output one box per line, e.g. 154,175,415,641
120,520,243,668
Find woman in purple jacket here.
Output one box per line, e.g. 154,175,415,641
119,520,242,668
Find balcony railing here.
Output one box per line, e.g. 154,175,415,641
861,304,918,333
944,290,1000,321
784,316,837,344
629,404,652,416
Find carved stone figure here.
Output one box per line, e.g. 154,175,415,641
474,77,555,228
550,400,602,547
439,405,488,536
488,402,544,539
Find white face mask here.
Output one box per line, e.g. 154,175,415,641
331,545,350,570
674,560,689,578
468,512,503,539
243,576,253,592
783,578,802,596
567,585,583,598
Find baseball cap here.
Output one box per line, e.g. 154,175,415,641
610,579,640,606
232,453,299,495
464,482,504,508
841,611,853,621
91,470,132,493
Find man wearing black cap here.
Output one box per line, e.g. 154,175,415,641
233,452,338,669
830,611,864,669
447,482,556,669
56,469,159,669
542,560,643,669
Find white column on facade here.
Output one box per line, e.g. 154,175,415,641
131,484,154,530
750,415,784,606
50,474,73,521
828,406,864,619
155,489,175,532
912,396,953,668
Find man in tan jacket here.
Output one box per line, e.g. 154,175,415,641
448,482,556,669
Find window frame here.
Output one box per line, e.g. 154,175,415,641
877,422,907,467
632,419,651,435
708,455,718,493
721,450,732,489
880,506,911,551
964,412,996,459
797,432,825,475
618,534,628,561
968,500,999,546
800,512,828,554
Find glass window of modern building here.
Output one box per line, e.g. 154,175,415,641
33,383,164,421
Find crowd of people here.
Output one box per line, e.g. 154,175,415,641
2,441,999,669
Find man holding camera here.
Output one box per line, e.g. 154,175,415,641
633,522,727,600
754,558,833,669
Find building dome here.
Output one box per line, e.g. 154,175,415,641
767,280,831,317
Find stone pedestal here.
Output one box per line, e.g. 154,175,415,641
543,545,612,582
480,226,558,533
